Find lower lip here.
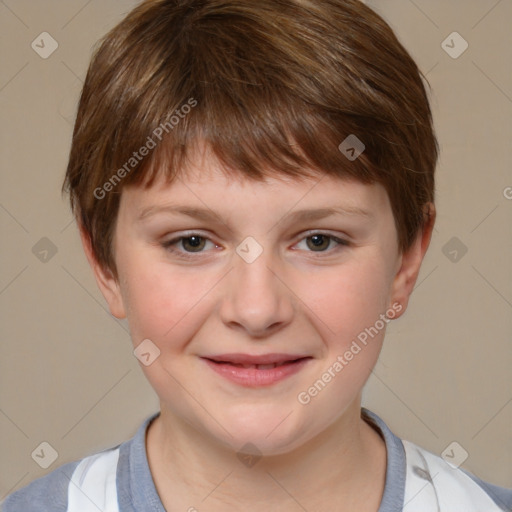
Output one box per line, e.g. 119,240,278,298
202,358,311,387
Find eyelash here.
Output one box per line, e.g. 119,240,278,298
160,232,349,260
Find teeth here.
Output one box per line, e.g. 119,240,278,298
231,363,278,369
257,363,277,370
211,359,305,369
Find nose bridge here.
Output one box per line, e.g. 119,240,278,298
220,239,293,335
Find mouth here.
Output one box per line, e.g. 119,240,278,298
200,353,312,387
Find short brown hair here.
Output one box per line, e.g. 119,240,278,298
63,0,438,279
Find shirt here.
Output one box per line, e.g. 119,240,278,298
2,408,511,511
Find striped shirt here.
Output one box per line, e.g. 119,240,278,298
2,409,511,511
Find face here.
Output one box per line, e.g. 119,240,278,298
86,151,431,455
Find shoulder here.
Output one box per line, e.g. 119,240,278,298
361,408,512,512
1,459,80,512
1,447,121,512
1,413,160,512
402,440,512,512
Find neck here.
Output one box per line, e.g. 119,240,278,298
146,399,386,511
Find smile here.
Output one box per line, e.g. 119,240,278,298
201,353,312,387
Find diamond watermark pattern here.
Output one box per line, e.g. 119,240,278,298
31,441,59,469
441,32,468,59
442,236,468,263
31,32,59,59
237,442,262,468
338,134,365,161
441,441,469,469
32,237,58,263
133,338,161,366
236,236,263,264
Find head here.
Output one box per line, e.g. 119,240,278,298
63,0,437,454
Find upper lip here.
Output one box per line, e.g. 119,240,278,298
202,353,311,365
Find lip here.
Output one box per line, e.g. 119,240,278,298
201,353,312,387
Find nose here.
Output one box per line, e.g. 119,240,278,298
218,245,294,338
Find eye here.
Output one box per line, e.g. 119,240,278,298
161,231,349,260
161,234,217,258
177,235,207,252
295,233,349,253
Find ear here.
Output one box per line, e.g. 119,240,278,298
79,224,127,319
389,203,436,319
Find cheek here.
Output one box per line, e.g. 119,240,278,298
293,257,392,341
292,260,392,416
120,262,219,347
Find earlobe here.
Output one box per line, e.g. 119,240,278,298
79,225,127,319
389,203,436,319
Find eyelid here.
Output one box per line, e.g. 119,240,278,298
161,231,219,249
297,229,350,242
161,230,350,260
291,231,350,252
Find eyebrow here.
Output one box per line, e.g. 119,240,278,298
136,204,372,224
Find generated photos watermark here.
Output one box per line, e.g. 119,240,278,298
297,301,402,405
93,97,197,200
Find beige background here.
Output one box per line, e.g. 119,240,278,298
1,0,511,501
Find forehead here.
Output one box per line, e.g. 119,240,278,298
120,150,390,219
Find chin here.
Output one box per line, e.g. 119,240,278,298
213,404,312,456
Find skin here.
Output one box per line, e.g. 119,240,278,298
81,148,435,511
